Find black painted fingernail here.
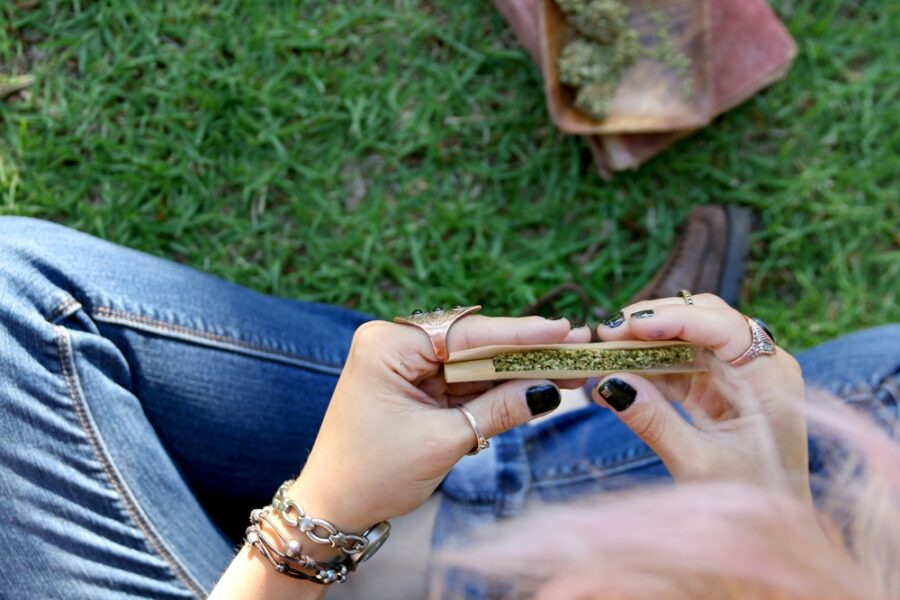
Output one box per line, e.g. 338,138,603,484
630,309,655,319
526,384,561,416
600,311,625,328
597,378,636,412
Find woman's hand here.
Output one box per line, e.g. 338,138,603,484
211,314,587,600
291,314,590,532
593,294,810,501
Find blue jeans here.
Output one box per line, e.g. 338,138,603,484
0,217,897,598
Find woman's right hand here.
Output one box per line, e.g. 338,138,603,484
593,294,811,501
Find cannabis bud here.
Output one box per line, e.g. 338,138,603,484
555,0,590,14
566,0,630,44
559,39,621,87
554,0,693,121
574,81,616,120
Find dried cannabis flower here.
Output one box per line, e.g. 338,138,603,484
554,0,694,120
574,81,615,120
559,39,622,87
616,28,642,65
647,11,693,97
493,345,695,373
566,0,629,44
555,0,590,14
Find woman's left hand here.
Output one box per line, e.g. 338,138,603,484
593,294,810,501
290,313,589,532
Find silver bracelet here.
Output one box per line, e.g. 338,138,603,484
271,479,368,555
246,508,349,585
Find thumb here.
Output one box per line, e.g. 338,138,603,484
460,380,561,442
592,374,702,474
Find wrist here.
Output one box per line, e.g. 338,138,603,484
290,474,380,534
283,476,392,570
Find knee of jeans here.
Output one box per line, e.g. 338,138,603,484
0,216,76,254
0,218,83,323
800,324,900,395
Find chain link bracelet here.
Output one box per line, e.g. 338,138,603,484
271,479,369,555
244,478,387,585
245,511,349,585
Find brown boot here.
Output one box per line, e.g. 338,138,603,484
629,204,753,307
521,204,753,325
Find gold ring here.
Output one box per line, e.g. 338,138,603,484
729,317,777,366
394,305,481,363
456,404,490,456
678,289,694,305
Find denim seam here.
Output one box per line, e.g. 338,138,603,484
532,453,662,488
48,297,80,323
54,326,205,598
92,306,343,375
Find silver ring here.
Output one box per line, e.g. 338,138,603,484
678,289,694,305
456,405,490,456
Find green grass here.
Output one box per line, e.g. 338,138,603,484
1,0,897,351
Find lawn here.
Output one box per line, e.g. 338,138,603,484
1,0,897,351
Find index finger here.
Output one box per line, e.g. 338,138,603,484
389,314,575,365
621,304,757,364
597,293,729,342
447,315,574,353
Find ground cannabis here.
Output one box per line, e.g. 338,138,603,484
555,0,693,120
493,345,695,373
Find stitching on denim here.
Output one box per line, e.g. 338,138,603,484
533,450,660,483
92,306,342,373
54,326,205,598
47,297,81,323
532,453,662,488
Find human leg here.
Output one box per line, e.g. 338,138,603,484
0,217,370,597
796,324,900,439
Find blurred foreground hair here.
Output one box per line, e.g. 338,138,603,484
434,393,899,599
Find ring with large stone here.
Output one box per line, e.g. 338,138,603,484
393,305,482,363
729,317,777,367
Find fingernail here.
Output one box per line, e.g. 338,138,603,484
526,384,561,416
597,378,636,412
630,309,655,319
600,311,625,328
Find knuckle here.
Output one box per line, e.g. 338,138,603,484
450,326,474,351
696,293,726,307
490,398,518,434
782,352,801,374
630,404,666,448
390,353,422,383
352,320,389,348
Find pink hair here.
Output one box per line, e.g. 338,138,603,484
434,392,899,599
